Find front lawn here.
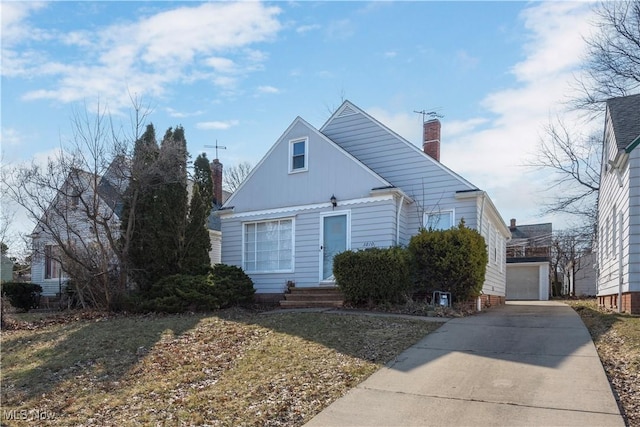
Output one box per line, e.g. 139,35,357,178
1,309,440,426
566,299,640,426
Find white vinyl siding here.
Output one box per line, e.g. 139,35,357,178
243,218,294,273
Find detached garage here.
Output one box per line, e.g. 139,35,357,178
505,219,552,301
506,261,549,300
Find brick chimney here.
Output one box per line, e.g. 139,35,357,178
423,119,441,162
211,158,223,206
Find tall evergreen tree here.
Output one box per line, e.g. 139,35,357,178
154,126,189,277
183,153,214,274
121,124,162,292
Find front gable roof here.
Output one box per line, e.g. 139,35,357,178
607,93,640,153
222,116,394,212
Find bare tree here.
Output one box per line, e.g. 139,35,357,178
549,227,594,296
575,0,640,112
528,119,601,227
531,1,639,229
223,161,252,193
2,98,151,309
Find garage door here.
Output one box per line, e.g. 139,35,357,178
506,265,539,300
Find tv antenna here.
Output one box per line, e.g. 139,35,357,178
204,140,227,159
414,109,444,122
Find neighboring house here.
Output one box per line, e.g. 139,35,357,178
597,93,640,314
1,254,13,283
505,219,552,301
564,252,597,297
219,101,511,304
30,163,126,297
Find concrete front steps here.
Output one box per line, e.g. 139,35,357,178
279,286,344,309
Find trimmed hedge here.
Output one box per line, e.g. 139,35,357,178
1,282,42,312
408,221,487,304
333,247,411,306
139,264,255,313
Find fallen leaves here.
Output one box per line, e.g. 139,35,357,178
1,309,439,426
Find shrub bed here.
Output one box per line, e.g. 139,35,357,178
334,247,411,306
408,221,487,304
1,282,42,312
139,264,255,313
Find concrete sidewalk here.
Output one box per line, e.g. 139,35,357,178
306,301,625,427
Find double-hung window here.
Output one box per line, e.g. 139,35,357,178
424,210,454,230
289,138,308,173
44,244,63,279
244,218,293,272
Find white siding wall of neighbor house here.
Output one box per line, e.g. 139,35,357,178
208,230,222,265
630,152,640,292
598,118,633,297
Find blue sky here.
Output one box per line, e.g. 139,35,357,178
2,1,599,247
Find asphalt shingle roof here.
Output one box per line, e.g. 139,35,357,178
606,93,640,152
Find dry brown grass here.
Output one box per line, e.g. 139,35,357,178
566,299,640,426
1,309,440,426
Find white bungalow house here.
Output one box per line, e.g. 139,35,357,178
219,101,511,304
32,156,224,297
30,160,128,296
597,93,640,314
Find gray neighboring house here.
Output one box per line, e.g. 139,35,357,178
219,101,511,304
1,254,13,283
597,93,640,314
506,219,552,301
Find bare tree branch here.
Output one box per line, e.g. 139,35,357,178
223,161,252,193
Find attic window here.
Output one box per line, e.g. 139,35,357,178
289,138,308,173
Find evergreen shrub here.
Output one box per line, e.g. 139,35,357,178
333,247,411,306
408,221,487,304
140,264,255,313
1,282,42,312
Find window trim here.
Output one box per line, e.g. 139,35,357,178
288,137,308,173
424,209,455,231
242,217,295,273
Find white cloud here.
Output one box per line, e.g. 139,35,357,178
369,2,597,229
196,120,239,130
0,128,23,147
296,24,321,34
257,85,280,94
205,57,237,74
165,108,204,119
8,2,282,111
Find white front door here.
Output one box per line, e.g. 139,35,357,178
320,211,350,282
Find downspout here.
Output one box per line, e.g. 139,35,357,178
396,195,404,246
478,191,486,311
478,191,486,235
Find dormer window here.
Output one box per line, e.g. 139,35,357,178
289,138,308,173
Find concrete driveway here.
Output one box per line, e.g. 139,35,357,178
306,301,625,427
